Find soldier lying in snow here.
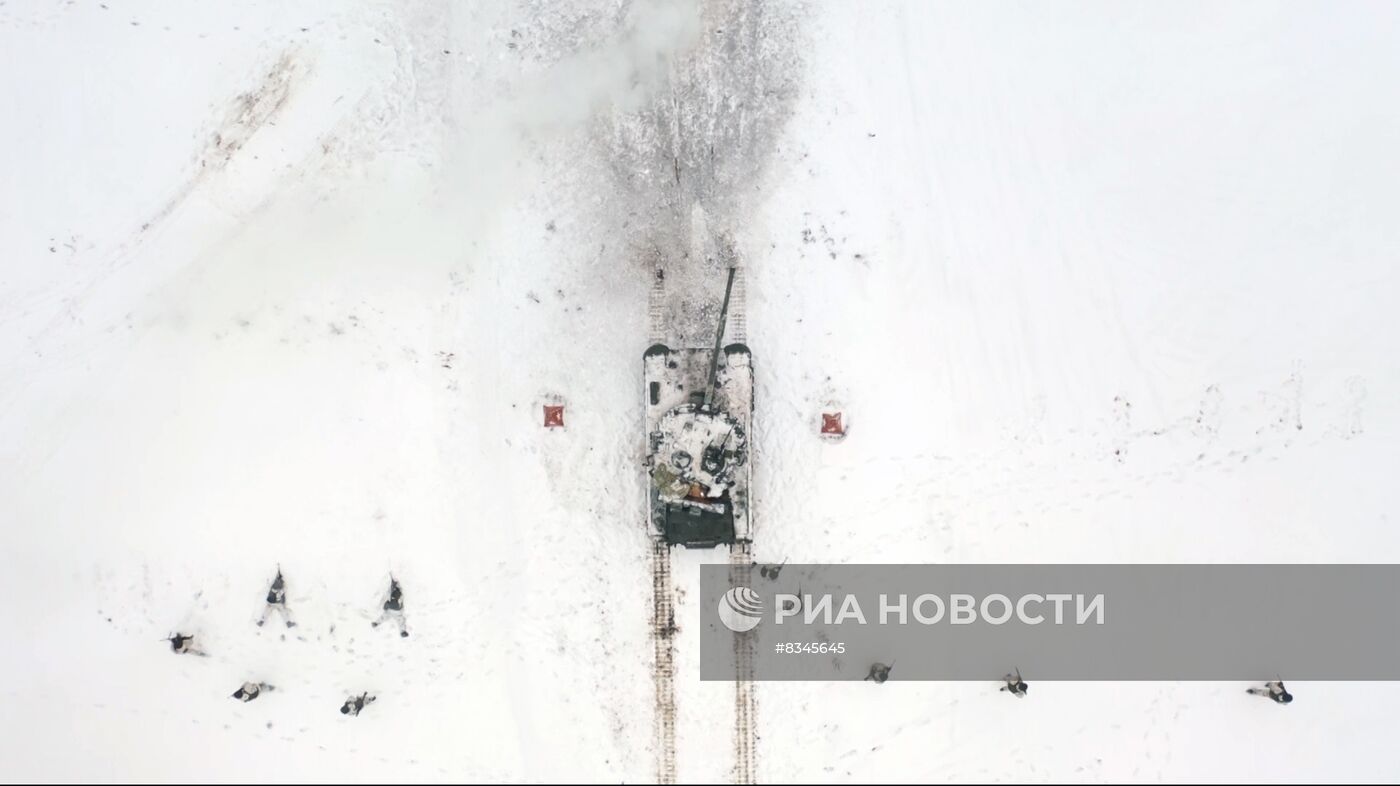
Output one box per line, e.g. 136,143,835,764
340,692,376,716
232,681,273,702
256,568,296,629
1000,670,1029,698
167,633,206,656
371,577,409,638
1247,680,1293,704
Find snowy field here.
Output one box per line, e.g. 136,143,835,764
2,0,1398,782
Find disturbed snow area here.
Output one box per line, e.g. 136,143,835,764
2,0,1399,782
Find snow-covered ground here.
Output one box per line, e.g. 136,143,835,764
3,0,1398,782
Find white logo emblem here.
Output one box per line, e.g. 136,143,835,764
719,586,764,633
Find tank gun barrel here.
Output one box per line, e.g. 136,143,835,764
705,266,738,407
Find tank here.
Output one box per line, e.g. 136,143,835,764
645,268,753,548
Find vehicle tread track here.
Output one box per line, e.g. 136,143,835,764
648,268,667,346
651,536,678,785
729,266,747,344
730,540,758,784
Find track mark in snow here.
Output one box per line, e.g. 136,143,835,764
17,49,307,359
1192,385,1223,439
648,268,668,346
202,51,300,170
731,541,757,784
1342,376,1367,438
1254,361,1304,435
1111,395,1132,464
135,49,303,235
650,537,677,785
729,266,748,344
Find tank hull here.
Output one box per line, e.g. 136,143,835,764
645,343,753,547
